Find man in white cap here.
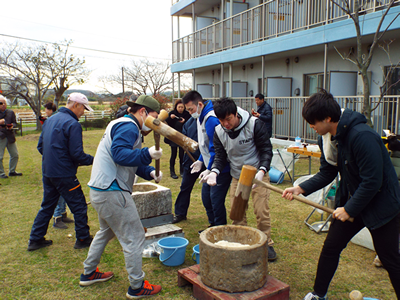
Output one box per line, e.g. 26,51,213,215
79,95,163,299
28,92,94,251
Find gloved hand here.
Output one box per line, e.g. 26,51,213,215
148,146,162,160
150,170,163,183
205,172,217,186
190,160,203,174
198,169,211,183
252,170,265,189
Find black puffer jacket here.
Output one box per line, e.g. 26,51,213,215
0,109,17,143
300,109,400,229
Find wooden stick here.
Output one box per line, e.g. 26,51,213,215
253,179,354,222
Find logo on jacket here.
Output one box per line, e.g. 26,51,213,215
239,138,253,145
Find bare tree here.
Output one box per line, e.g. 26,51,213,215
52,41,90,108
332,0,400,125
104,59,173,96
0,42,59,129
0,41,88,129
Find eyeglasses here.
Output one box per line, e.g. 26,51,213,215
0,103,4,106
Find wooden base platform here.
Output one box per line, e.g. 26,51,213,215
178,265,290,300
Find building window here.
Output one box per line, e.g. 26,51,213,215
304,73,326,96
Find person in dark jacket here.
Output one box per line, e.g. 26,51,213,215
252,93,272,138
28,93,94,251
40,102,75,229
0,95,22,178
165,99,191,179
282,90,400,300
172,117,204,223
205,97,276,261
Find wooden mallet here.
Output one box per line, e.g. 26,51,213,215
231,165,354,222
144,115,198,153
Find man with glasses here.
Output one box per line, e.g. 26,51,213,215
0,95,22,179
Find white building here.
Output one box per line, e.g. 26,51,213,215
170,0,400,141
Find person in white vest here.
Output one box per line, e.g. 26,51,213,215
182,91,232,233
204,97,277,262
79,95,163,299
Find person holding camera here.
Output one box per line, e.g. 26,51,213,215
164,99,191,179
0,95,22,179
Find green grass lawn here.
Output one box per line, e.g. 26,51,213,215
0,130,396,299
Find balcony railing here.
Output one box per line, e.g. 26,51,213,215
172,0,400,63
225,95,400,143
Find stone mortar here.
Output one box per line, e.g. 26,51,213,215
199,225,268,293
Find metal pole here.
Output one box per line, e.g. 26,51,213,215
220,63,224,97
323,43,328,90
178,73,181,99
261,55,265,95
229,63,233,97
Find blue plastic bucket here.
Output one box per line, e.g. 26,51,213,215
269,167,284,184
192,244,200,264
157,237,189,267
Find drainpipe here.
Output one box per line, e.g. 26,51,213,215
220,63,224,97
229,63,233,97
192,69,196,90
323,43,328,90
177,72,181,99
261,55,265,95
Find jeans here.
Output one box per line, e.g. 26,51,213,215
84,189,145,289
29,176,90,241
201,171,232,226
0,138,19,175
174,165,203,217
313,214,400,298
53,196,66,218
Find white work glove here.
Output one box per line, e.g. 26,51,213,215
252,170,265,189
190,160,203,174
150,170,163,183
198,169,211,183
205,172,217,186
148,146,163,160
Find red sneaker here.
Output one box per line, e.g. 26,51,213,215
79,267,114,286
126,280,162,299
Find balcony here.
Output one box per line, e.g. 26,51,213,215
172,0,400,64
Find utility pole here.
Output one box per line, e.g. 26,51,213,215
122,67,125,94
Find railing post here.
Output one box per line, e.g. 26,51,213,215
275,0,279,37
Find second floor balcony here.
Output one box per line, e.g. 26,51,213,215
172,0,400,64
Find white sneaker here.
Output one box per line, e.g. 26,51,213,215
303,292,327,300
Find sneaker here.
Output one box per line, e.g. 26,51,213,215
79,267,114,286
74,235,93,249
0,174,8,179
9,171,22,176
62,212,74,223
53,217,68,229
268,246,277,262
303,292,327,300
172,215,187,224
126,280,162,299
27,238,53,251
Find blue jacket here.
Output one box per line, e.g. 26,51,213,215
199,100,230,173
37,107,93,178
300,109,400,229
257,101,272,138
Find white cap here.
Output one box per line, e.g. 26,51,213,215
67,93,93,112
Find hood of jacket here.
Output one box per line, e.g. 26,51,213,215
334,108,367,142
199,100,213,124
221,106,251,139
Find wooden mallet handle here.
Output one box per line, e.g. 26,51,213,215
253,178,354,222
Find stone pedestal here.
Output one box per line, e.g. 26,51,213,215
131,182,172,219
199,225,268,293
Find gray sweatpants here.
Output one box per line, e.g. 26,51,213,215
83,189,145,289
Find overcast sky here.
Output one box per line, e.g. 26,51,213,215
1,0,191,93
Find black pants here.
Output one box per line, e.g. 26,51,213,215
170,146,184,173
314,214,400,298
